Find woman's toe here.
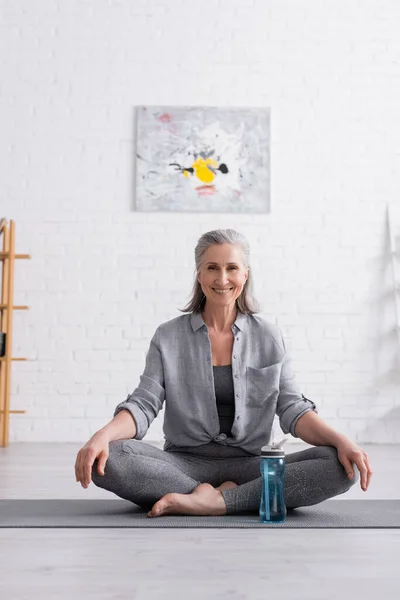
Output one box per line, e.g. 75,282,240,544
148,493,175,517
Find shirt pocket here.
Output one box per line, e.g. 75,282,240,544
246,362,283,407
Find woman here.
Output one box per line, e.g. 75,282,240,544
75,229,373,517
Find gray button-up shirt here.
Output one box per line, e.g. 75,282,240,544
114,311,317,455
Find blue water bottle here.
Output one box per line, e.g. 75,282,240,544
260,437,287,523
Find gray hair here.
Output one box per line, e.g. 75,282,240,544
179,229,260,314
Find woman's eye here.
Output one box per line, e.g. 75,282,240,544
208,266,236,270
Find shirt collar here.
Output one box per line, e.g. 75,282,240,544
190,311,247,333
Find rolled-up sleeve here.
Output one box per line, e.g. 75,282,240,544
275,329,318,437
114,327,165,440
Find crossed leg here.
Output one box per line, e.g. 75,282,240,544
219,445,359,514
91,440,358,517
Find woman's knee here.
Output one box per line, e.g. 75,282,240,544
91,438,165,489
91,440,126,488
320,445,360,492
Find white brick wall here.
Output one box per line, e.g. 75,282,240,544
1,0,399,444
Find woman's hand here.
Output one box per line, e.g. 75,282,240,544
75,430,110,489
336,437,374,492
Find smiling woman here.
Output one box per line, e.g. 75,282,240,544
76,228,367,519
180,229,259,322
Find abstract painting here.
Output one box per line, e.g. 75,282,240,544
134,106,270,213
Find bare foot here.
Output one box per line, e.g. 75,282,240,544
147,483,229,518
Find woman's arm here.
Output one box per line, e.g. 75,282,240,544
98,409,137,442
275,329,318,436
113,326,166,440
294,410,346,446
294,407,373,491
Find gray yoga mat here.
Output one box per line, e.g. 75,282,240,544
0,499,399,528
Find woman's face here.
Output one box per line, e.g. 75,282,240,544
197,244,249,307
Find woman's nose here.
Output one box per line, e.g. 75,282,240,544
216,274,230,284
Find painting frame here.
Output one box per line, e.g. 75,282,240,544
134,105,270,213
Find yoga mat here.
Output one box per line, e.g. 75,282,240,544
0,499,399,528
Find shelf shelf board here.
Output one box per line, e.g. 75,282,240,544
0,305,29,310
0,252,30,260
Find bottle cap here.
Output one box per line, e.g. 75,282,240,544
261,434,289,457
260,446,286,457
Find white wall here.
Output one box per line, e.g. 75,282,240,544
1,0,399,444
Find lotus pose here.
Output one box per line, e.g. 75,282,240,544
75,229,373,517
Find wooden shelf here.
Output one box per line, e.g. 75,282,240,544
0,219,30,447
0,253,30,260
0,305,29,310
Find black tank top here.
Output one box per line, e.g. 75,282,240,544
213,364,235,436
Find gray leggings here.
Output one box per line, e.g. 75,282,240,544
92,439,359,515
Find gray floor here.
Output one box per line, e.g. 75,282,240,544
0,441,399,600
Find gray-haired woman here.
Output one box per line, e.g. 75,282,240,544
75,229,372,517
